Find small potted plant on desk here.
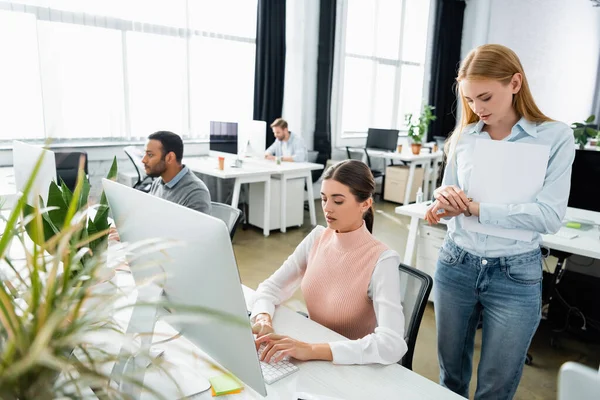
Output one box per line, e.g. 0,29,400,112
572,115,599,149
405,104,437,155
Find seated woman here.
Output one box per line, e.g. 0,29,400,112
250,160,407,365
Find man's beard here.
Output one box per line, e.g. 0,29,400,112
145,161,166,178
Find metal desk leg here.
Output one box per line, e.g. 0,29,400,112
403,162,417,205
403,217,420,266
231,179,241,208
431,158,441,197
305,172,317,226
423,161,431,201
280,175,287,233
263,178,271,237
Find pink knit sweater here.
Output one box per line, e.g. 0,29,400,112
300,223,389,340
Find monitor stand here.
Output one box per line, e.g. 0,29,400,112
111,286,211,399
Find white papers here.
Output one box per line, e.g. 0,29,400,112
463,140,550,241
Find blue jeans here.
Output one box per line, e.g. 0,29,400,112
433,239,542,400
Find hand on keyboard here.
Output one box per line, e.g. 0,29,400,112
257,342,299,384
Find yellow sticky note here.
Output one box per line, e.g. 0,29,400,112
209,373,244,397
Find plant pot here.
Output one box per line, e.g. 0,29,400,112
411,144,422,155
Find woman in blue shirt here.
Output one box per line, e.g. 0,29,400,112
425,44,575,400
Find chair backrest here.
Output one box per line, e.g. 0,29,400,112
558,362,600,400
210,202,243,239
54,151,89,192
397,263,433,370
123,146,146,186
123,146,154,192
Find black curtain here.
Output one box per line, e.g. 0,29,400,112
253,0,286,148
427,0,466,142
313,0,337,173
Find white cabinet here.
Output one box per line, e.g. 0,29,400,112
416,223,447,302
248,176,304,230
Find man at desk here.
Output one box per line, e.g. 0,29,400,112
264,118,308,162
143,131,211,214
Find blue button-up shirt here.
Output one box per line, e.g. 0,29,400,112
443,117,575,257
265,132,308,162
163,165,189,189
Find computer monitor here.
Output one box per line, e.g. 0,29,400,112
12,140,57,206
238,120,267,158
568,149,600,212
102,179,267,397
365,128,400,151
210,121,238,155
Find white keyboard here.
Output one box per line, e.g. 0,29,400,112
257,343,299,384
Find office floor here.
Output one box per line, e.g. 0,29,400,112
233,200,600,400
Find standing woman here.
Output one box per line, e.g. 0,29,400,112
425,44,575,400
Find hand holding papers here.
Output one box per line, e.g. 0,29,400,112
462,140,550,241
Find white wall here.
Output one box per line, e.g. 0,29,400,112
282,0,320,150
0,142,209,200
461,0,600,124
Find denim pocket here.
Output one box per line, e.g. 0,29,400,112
504,254,543,285
438,243,460,266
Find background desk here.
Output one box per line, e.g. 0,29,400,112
185,155,323,236
345,148,444,205
394,202,600,266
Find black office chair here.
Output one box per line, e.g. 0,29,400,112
210,201,243,240
54,151,89,192
123,146,153,193
346,128,402,200
397,263,433,370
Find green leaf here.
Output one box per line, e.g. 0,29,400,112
98,158,118,213
23,202,56,245
106,156,118,181
59,180,73,209
585,115,596,123
47,181,69,231
76,176,91,212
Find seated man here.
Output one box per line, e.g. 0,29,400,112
143,131,211,214
264,118,308,162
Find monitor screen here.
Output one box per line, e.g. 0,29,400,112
209,121,238,155
365,128,399,151
568,149,600,212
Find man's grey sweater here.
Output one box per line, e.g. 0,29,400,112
149,166,211,214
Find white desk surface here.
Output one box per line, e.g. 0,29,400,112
395,202,600,259
239,287,462,400
185,155,323,179
346,147,444,162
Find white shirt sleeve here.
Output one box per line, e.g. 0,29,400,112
329,250,407,365
249,226,325,319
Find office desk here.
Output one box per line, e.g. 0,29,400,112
110,270,462,400
346,148,443,204
185,155,323,235
185,156,274,237
0,167,16,209
395,202,600,266
244,159,323,232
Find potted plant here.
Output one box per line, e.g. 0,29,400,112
572,115,599,149
23,155,118,274
0,155,244,399
405,104,437,155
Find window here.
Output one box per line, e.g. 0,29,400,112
0,0,257,142
0,10,44,140
337,0,433,138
